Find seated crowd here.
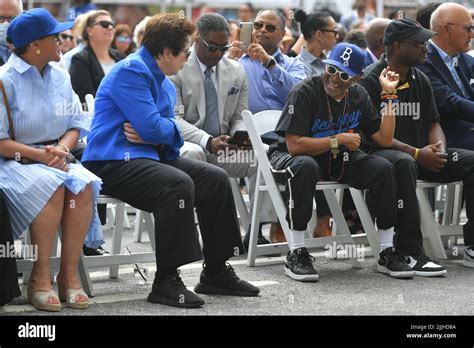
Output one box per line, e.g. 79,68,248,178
0,0,473,312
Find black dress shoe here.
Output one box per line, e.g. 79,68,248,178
83,245,110,256
194,263,260,297
147,270,204,308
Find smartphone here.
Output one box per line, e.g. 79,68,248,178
239,22,253,51
228,130,250,146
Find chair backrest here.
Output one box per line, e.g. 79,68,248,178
251,110,282,136
81,94,95,140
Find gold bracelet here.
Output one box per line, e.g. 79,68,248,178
414,148,420,160
58,144,70,153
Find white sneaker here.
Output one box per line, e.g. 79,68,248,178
463,246,474,268
404,253,447,277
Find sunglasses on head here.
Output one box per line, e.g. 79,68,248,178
60,33,74,41
95,20,115,29
201,37,231,53
253,22,278,33
326,64,351,82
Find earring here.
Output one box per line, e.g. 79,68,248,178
35,48,41,55
166,58,170,62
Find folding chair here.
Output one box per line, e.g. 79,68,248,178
416,181,464,259
242,110,380,267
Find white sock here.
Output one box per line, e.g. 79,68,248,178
289,230,306,251
379,227,394,252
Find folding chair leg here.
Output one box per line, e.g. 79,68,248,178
22,230,31,284
324,189,362,268
247,172,262,267
143,212,156,252
416,187,447,259
230,178,250,233
109,202,125,278
349,188,380,258
123,208,131,229
78,252,94,297
134,209,144,242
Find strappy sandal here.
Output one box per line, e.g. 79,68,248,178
58,287,89,309
27,289,62,312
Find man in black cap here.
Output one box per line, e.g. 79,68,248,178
359,18,474,273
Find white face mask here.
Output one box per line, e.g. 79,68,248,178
0,22,10,47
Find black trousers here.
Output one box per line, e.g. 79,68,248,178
269,150,397,232
84,157,243,269
0,190,21,305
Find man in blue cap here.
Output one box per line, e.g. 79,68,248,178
268,42,411,281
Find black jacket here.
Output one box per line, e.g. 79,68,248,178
69,45,125,104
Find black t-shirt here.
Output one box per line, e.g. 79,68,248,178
358,55,440,152
271,75,381,159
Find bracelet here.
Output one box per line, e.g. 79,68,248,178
57,143,70,153
381,89,397,96
381,94,399,100
414,148,420,160
206,137,213,151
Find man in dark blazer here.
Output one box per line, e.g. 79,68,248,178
418,2,474,150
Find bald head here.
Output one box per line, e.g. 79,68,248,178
365,18,391,58
431,2,473,54
431,2,470,32
0,0,22,17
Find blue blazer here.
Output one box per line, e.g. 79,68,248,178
82,46,183,162
418,42,474,146
364,50,376,68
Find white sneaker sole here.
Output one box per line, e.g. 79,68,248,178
284,267,319,282
413,269,447,277
377,265,414,279
463,258,474,268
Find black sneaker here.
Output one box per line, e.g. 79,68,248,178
147,270,204,308
377,248,414,279
464,246,474,268
242,231,270,252
404,253,447,277
284,247,319,282
83,245,110,256
194,263,260,296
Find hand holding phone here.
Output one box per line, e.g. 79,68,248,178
239,22,253,51
228,130,251,147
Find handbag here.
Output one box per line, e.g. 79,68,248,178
0,80,76,164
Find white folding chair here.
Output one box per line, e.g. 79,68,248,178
242,110,379,267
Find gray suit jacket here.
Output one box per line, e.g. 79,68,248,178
170,48,248,145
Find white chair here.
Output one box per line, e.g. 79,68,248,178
242,110,380,267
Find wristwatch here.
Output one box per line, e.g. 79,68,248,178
262,56,276,69
329,135,339,159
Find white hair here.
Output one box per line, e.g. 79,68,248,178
133,16,150,47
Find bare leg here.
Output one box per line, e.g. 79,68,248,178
29,185,65,305
56,184,93,300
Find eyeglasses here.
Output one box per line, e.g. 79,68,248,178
94,20,116,29
181,49,191,59
253,22,278,33
117,35,131,43
60,33,75,41
321,29,339,36
447,22,474,34
200,38,231,53
325,64,350,82
0,15,15,23
401,40,429,50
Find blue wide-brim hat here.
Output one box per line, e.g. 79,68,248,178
323,43,366,77
7,8,74,48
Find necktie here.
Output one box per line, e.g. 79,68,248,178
202,67,220,137
451,56,468,97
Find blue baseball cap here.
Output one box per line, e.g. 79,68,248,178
323,43,366,77
7,8,74,48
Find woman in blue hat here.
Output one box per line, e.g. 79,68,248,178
0,8,102,311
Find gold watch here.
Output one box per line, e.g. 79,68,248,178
329,135,339,159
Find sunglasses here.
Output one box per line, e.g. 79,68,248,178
201,38,231,53
181,49,191,59
253,22,278,33
94,20,116,29
321,29,339,36
60,33,75,41
0,15,15,23
326,64,351,82
117,35,131,43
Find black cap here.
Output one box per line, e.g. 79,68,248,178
383,18,436,45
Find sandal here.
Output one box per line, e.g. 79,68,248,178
27,289,61,312
58,287,89,309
